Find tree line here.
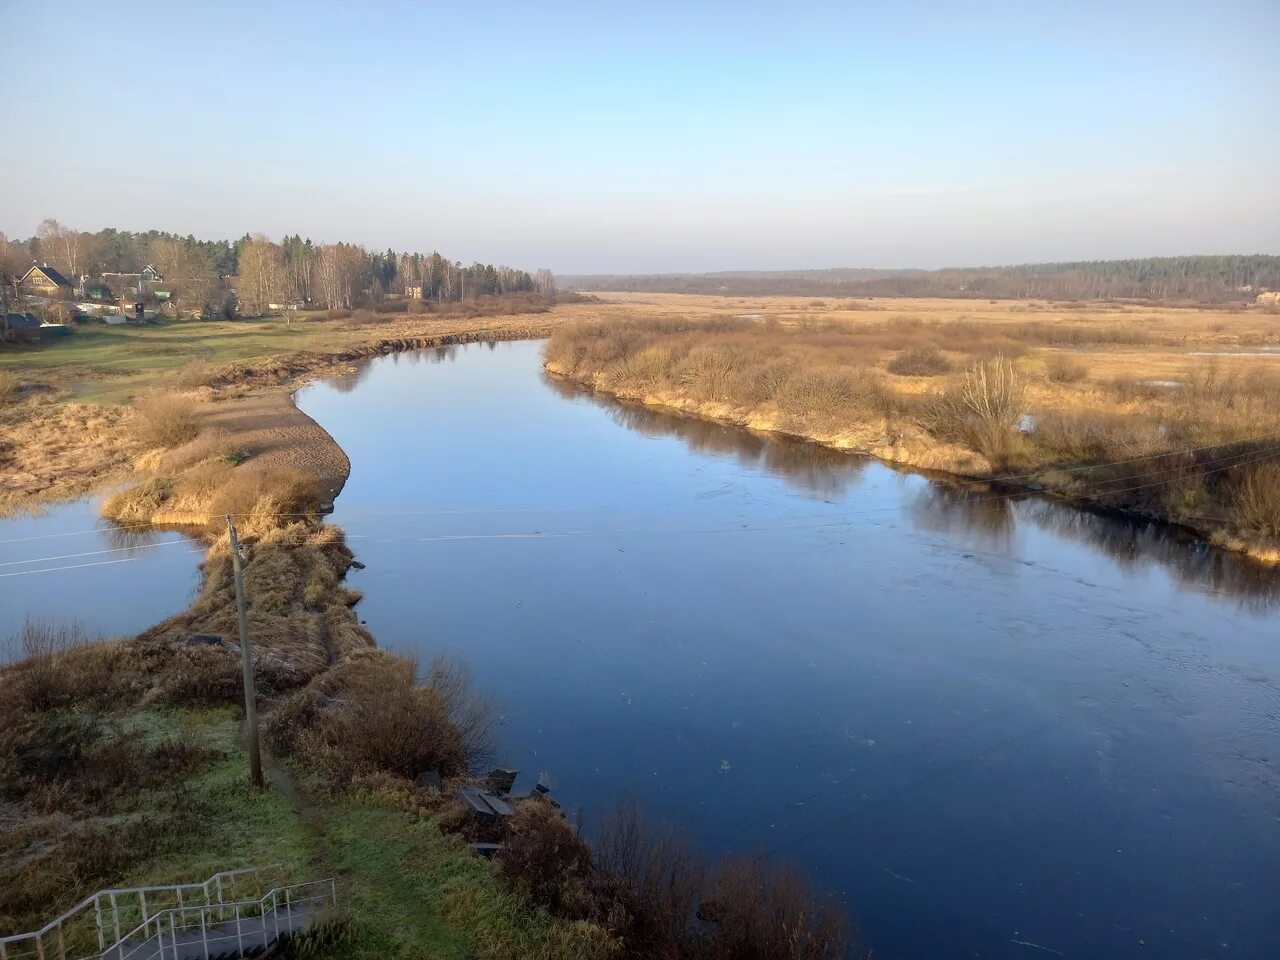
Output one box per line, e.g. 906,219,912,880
0,220,555,316
561,255,1280,303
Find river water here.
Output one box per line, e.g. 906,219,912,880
293,338,1278,960
0,496,204,653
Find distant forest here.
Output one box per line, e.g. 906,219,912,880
0,221,554,314
562,256,1280,303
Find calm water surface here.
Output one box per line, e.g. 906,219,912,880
297,340,1280,960
0,496,204,652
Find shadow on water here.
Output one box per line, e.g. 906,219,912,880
544,372,870,500
907,480,1280,610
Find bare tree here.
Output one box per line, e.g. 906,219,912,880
36,219,85,278
314,242,370,309
237,235,286,316
149,237,216,315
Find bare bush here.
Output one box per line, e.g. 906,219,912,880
270,653,471,784
887,346,951,377
0,371,18,402
1044,354,1088,383
702,857,852,960
1231,464,1280,537
172,359,214,390
132,395,199,448
425,656,494,771
498,803,594,915
921,355,1027,459
2,619,90,708
592,804,855,960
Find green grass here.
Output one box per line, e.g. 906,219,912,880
85,708,606,959
0,317,361,404
114,706,314,887
320,807,474,958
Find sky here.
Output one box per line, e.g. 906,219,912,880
3,0,1278,273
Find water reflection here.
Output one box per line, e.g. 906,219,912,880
1019,497,1280,611
546,373,869,500
904,481,1280,609
323,345,464,393
907,481,1017,548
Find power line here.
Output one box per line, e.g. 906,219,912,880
0,557,140,578
0,536,205,569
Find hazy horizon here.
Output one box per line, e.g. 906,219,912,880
5,0,1278,274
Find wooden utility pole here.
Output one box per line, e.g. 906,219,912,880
226,516,264,788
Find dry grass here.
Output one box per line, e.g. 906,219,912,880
0,401,139,515
0,370,17,402
132,395,200,449
547,302,1280,553
102,462,322,535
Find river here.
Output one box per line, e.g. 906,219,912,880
0,495,204,653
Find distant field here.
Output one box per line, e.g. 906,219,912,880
578,291,1280,383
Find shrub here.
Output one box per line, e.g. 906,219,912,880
498,803,594,914
172,359,214,389
1231,464,1280,537
425,656,494,771
0,370,18,402
887,346,951,377
921,355,1027,459
272,653,472,784
592,805,855,960
132,395,199,448
1044,354,1088,383
2,619,91,709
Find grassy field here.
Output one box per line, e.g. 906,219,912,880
548,293,1280,558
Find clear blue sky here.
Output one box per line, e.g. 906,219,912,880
4,0,1277,273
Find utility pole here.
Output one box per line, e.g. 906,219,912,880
226,516,264,788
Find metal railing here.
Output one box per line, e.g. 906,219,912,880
0,866,286,960
108,879,337,960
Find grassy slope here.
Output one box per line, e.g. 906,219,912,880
10,702,582,958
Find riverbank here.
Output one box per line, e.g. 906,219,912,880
543,305,1280,564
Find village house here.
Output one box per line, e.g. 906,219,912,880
405,284,423,300
1255,291,1280,307
18,263,74,297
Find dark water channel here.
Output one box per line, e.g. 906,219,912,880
296,340,1279,960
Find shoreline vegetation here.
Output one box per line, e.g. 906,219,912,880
543,299,1280,564
1,296,859,959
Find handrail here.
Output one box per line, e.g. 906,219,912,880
106,879,336,960
0,864,284,958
